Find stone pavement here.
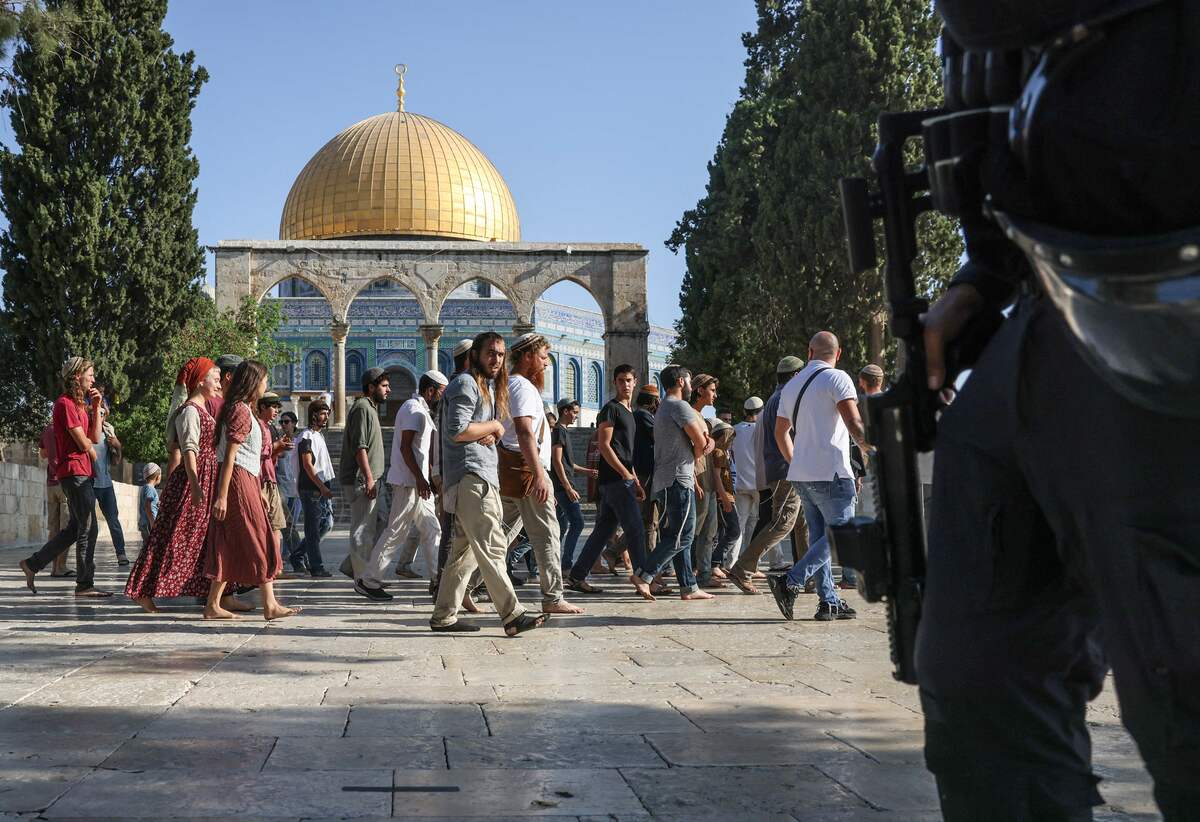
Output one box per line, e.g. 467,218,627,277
0,532,1159,821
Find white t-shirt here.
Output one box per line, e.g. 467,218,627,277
296,428,334,482
777,362,857,482
387,395,435,487
500,374,551,469
732,421,758,493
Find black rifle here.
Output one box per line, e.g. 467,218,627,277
831,110,1000,685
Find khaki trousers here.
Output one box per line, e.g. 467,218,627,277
501,478,564,605
431,474,525,628
345,485,379,581
731,479,807,581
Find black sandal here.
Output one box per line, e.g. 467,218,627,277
503,612,549,636
565,578,605,594
431,622,481,633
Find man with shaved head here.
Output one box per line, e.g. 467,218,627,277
765,331,872,622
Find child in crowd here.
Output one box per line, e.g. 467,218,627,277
138,463,161,545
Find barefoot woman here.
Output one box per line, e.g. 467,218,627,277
125,358,225,613
205,360,297,621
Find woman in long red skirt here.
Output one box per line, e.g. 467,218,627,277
205,360,298,621
125,358,223,613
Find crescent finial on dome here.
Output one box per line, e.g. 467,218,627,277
394,64,407,112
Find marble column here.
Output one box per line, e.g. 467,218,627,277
511,321,536,340
330,321,349,429
420,323,443,373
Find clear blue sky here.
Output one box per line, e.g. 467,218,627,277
156,0,758,328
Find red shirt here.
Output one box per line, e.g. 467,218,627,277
40,424,59,486
257,417,277,484
52,395,93,481
205,395,224,422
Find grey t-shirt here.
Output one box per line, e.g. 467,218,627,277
440,372,499,489
652,397,699,495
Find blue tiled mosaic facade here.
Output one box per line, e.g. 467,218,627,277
269,292,673,413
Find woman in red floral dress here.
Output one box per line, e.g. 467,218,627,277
125,358,223,613
205,360,298,621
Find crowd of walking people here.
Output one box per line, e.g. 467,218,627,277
17,328,883,630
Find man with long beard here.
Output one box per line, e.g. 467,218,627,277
430,332,548,635
498,333,583,615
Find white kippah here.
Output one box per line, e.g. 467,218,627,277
451,339,473,357
422,369,449,386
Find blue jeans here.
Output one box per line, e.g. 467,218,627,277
299,489,328,573
786,477,857,604
554,485,585,571
635,481,698,594
93,484,126,557
570,480,646,582
713,501,741,570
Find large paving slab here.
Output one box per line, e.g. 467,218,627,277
0,531,1160,819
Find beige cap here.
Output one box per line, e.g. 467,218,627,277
451,339,473,357
743,395,764,412
860,364,885,379
776,355,803,374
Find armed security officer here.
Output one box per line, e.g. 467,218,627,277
916,2,1200,820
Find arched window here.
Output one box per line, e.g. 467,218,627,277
305,351,329,391
562,358,579,403
272,363,292,389
346,351,364,390
544,354,557,399
652,371,662,394
438,349,453,377
585,362,602,406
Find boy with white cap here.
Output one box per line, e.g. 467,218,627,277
364,369,449,598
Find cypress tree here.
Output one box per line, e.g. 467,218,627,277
0,0,208,411
670,0,962,411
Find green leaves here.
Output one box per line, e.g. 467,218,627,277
0,0,207,450
670,0,963,410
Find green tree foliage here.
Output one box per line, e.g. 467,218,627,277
669,0,963,412
0,313,49,442
0,0,208,425
115,297,296,463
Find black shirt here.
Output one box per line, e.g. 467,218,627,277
632,406,655,483
550,424,575,491
297,437,318,492
596,399,635,485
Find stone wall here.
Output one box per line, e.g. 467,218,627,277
0,463,143,551
0,462,48,547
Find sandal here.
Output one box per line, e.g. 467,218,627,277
50,569,76,578
503,612,549,636
564,578,605,594
431,621,481,633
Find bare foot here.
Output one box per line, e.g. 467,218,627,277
264,605,300,621
542,600,584,615
461,594,481,614
18,559,36,594
74,588,113,598
712,567,729,580
221,596,254,612
133,596,159,613
628,574,656,602
680,590,716,601
203,607,237,620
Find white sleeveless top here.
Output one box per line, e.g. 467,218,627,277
216,402,262,478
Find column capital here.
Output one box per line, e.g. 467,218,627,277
330,321,350,342
511,321,536,337
418,323,444,343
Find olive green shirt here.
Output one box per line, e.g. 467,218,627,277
339,396,384,487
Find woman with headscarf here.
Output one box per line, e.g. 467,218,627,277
124,357,227,613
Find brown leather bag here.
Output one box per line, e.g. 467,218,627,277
497,416,545,498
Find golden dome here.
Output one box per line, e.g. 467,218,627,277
279,110,520,242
